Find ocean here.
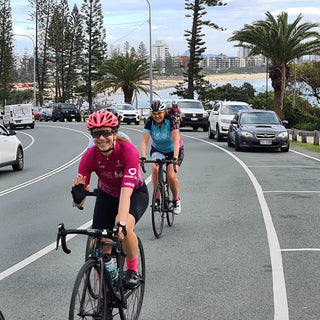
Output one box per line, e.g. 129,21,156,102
102,77,271,108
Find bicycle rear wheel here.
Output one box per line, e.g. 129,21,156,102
69,259,107,320
151,183,165,238
0,310,5,320
119,237,146,320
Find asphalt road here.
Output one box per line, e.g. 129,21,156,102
1,122,320,320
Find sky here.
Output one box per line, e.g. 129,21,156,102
11,0,320,57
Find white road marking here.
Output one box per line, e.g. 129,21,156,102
182,135,289,320
17,131,35,150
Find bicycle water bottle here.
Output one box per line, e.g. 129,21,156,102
105,257,119,281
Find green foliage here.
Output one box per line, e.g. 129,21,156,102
94,53,151,104
174,0,225,99
201,82,256,103
228,11,320,120
5,89,34,105
294,61,320,103
0,0,14,105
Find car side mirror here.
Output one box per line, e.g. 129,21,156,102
231,119,238,125
211,110,218,115
282,120,288,126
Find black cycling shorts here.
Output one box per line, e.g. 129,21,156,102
92,183,149,230
150,145,184,165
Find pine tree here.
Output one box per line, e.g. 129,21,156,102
173,0,225,99
81,0,107,110
0,0,14,105
137,41,148,59
29,0,56,106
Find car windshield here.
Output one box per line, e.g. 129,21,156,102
221,105,250,115
116,105,134,110
177,101,202,109
240,112,281,125
61,104,76,109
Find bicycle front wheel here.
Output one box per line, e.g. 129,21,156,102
151,183,165,238
119,236,146,320
69,259,107,320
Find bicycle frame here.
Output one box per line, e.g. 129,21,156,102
57,224,128,309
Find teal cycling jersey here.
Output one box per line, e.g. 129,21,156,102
143,115,182,154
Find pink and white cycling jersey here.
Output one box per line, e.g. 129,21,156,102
78,140,145,198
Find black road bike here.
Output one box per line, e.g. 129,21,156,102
142,159,177,238
56,223,145,320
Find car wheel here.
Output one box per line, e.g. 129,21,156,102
67,118,72,122
216,126,223,141
203,125,208,132
208,125,214,139
227,134,234,147
135,121,140,125
52,117,57,122
12,147,24,171
60,116,64,122
235,136,241,151
193,127,198,131
280,142,290,152
30,122,35,129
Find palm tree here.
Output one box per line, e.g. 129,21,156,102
228,11,320,120
95,53,151,105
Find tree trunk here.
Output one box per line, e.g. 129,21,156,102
271,64,286,120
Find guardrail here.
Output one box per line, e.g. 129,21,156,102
288,129,320,145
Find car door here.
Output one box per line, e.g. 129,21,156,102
0,125,16,163
209,102,219,132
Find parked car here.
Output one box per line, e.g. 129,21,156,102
227,110,289,152
39,107,53,121
104,106,120,119
3,104,35,129
0,124,24,171
114,104,140,125
52,103,81,122
32,107,42,120
208,100,252,141
176,99,209,131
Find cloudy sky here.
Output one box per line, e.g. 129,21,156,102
11,0,320,57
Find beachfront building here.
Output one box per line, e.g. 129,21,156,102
152,40,169,63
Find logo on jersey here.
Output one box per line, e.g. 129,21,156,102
128,168,137,175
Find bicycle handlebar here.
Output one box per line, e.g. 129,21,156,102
56,223,120,254
141,158,177,173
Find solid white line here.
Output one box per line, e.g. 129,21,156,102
264,190,320,193
0,220,93,281
249,165,319,168
0,126,91,197
180,134,289,320
290,149,320,162
281,248,320,252
18,131,35,150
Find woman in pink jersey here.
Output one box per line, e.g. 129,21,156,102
71,109,149,289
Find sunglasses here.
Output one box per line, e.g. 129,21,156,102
92,130,115,138
152,111,164,116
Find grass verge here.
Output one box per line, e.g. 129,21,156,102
290,140,320,153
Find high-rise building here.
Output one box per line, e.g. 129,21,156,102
151,40,169,62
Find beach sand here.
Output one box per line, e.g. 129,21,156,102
151,72,266,89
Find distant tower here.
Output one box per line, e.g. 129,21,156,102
238,47,251,58
151,40,170,62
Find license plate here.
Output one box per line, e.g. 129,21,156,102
16,120,21,123
260,139,272,145
191,117,198,121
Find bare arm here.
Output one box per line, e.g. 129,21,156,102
171,129,180,158
140,132,150,158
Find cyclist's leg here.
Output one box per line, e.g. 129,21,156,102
92,188,119,254
166,146,184,198
121,184,148,287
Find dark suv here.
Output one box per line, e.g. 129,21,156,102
52,103,81,122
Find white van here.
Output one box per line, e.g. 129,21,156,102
3,104,35,129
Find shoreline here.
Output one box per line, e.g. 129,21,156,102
151,72,266,89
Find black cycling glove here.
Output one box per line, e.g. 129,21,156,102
71,184,87,204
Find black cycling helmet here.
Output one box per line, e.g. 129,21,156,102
151,100,166,112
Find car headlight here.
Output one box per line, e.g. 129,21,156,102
240,131,253,138
278,131,288,138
